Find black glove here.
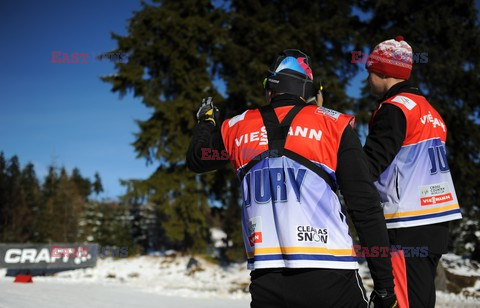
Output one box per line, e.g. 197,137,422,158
369,289,398,308
196,97,219,126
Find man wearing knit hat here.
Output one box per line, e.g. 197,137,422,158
364,36,462,308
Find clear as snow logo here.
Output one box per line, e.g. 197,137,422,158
248,217,263,247
297,226,328,244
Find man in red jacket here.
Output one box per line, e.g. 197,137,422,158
188,49,397,307
364,36,462,307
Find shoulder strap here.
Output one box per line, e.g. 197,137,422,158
259,103,304,155
239,104,336,192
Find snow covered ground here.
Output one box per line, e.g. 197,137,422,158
1,253,479,307
0,280,249,308
0,254,251,308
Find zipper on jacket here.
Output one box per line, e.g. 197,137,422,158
395,167,400,200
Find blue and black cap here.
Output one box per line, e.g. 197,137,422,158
264,49,315,99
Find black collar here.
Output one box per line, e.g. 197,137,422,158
270,94,306,108
379,80,423,103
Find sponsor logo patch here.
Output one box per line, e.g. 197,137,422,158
419,182,453,206
248,217,263,247
315,107,340,121
420,193,453,206
392,95,417,111
228,110,248,127
296,225,328,244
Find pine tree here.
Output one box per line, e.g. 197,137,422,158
121,183,163,254
3,156,29,242
81,201,137,254
93,172,104,195
71,167,92,201
20,163,41,242
43,165,59,199
37,165,59,241
40,166,85,242
121,179,148,253
102,0,226,253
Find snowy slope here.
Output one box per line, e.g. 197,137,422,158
0,280,249,308
1,254,479,307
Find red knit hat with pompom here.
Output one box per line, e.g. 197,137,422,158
366,36,413,80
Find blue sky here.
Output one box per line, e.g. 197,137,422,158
0,0,153,199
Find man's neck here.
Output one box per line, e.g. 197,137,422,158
378,80,423,102
385,78,405,91
269,94,306,107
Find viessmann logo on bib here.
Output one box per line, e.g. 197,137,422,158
234,126,323,147
418,182,453,206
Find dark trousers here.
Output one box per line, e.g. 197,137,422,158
249,268,369,308
388,223,448,308
392,251,441,308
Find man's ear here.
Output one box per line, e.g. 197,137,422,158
316,90,323,107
